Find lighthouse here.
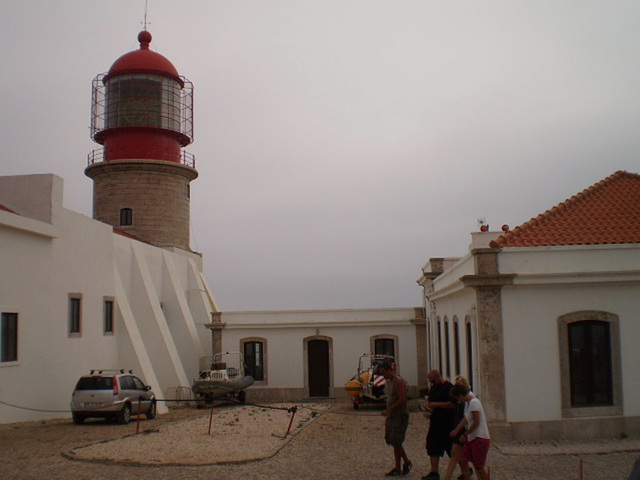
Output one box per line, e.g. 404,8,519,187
85,30,197,251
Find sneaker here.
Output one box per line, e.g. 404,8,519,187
421,473,440,480
386,469,402,477
402,462,413,476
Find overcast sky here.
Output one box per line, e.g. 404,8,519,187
1,1,639,311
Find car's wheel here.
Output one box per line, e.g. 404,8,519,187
72,412,85,425
146,401,157,420
238,391,246,404
117,404,131,424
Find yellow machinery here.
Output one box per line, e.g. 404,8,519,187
344,354,394,409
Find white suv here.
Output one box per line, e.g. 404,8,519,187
70,370,157,424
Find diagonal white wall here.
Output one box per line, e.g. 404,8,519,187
113,265,168,414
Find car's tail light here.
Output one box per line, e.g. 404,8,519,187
113,376,119,395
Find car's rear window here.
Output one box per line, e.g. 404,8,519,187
75,376,114,390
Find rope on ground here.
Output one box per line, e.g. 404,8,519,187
0,398,302,415
242,401,298,413
0,399,70,413
0,397,370,417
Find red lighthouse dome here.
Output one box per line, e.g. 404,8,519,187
106,31,182,84
89,31,194,163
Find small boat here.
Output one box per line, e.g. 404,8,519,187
345,354,394,409
192,352,254,406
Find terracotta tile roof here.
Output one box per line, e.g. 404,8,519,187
0,204,18,214
491,170,640,248
113,228,140,240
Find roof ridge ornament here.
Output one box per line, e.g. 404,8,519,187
138,30,152,50
142,0,151,31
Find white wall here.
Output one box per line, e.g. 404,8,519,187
219,308,420,394
0,175,216,424
0,175,119,423
498,245,640,422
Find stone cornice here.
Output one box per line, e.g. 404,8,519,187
204,322,227,330
85,158,198,181
208,320,416,330
460,274,517,288
512,270,640,286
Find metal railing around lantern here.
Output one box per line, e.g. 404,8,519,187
90,73,194,146
87,148,196,168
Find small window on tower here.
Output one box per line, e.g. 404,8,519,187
120,208,132,226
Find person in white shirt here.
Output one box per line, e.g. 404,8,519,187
444,376,475,480
449,384,490,480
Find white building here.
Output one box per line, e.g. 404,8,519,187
418,170,640,441
0,174,215,423
209,307,426,402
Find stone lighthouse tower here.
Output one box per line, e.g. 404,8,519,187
85,30,197,251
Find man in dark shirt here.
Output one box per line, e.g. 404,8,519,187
422,370,455,480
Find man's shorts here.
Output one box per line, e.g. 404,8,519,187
426,424,453,457
460,437,491,469
385,413,409,446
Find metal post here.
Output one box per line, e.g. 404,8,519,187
284,406,298,438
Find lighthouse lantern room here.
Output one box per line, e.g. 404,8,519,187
85,31,198,251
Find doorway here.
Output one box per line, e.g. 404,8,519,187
307,339,330,397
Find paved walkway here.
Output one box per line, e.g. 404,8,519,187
2,403,639,480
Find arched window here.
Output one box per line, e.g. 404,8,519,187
444,318,450,378
453,318,461,376
371,334,398,369
559,311,621,417
241,337,267,383
373,337,395,358
569,321,612,406
465,318,474,390
437,318,443,374
427,321,431,366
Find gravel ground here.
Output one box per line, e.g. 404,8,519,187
2,401,640,480
67,402,327,465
